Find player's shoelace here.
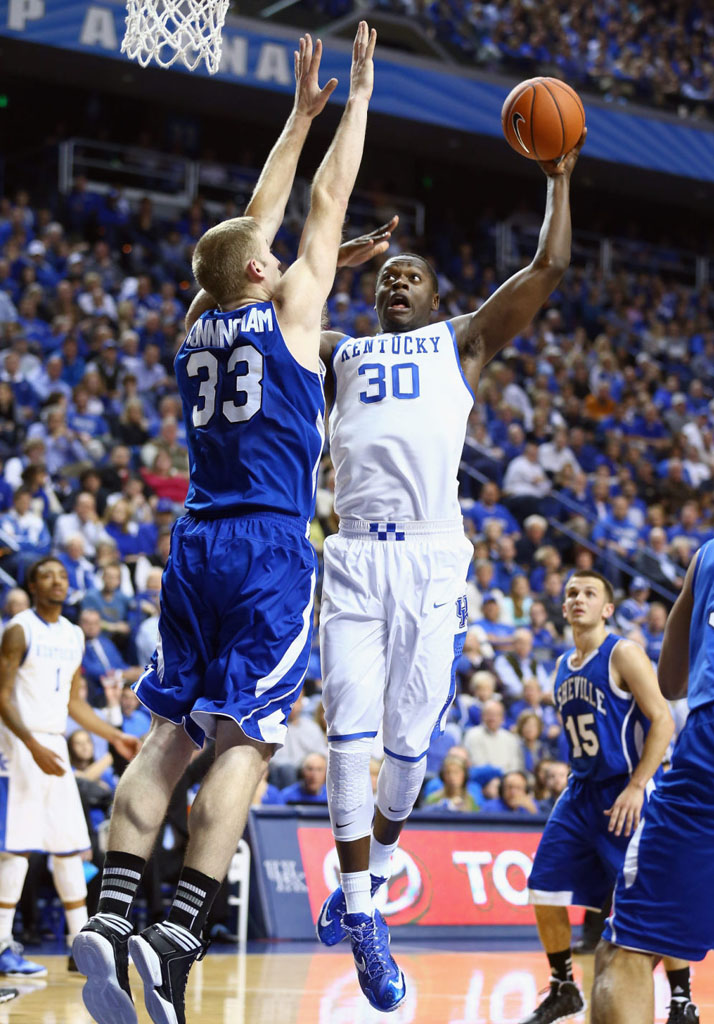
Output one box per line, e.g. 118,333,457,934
348,917,392,979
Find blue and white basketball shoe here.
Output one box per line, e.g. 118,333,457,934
0,942,47,977
316,874,387,946
342,909,406,1013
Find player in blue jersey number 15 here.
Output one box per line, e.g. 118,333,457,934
73,23,378,1024
520,569,695,1024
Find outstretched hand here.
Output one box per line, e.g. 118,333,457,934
538,127,587,179
294,34,338,119
349,21,377,102
337,215,398,267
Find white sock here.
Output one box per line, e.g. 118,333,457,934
0,911,14,947
369,836,399,880
341,871,372,916
65,905,88,946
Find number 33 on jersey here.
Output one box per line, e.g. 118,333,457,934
176,302,325,520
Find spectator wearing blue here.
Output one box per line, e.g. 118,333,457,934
615,576,651,634
103,497,155,566
79,607,142,707
591,494,641,585
81,562,132,654
279,753,328,805
467,481,519,537
119,683,151,738
0,485,51,582
507,678,562,741
641,602,667,664
514,514,549,566
567,426,599,474
537,760,570,815
57,534,95,614
666,500,709,547
634,527,684,593
27,405,88,477
528,599,564,664
480,771,541,816
473,592,515,651
514,711,550,775
492,535,523,593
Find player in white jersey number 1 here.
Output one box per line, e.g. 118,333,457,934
315,133,587,1008
0,557,140,976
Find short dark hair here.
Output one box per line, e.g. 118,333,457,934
26,556,65,587
378,253,439,294
567,569,615,604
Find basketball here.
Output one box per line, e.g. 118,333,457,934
501,77,585,162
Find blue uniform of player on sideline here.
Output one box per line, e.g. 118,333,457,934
135,301,324,747
592,540,714,1024
520,569,675,1024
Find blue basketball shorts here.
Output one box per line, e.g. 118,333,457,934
528,774,640,911
604,702,714,961
134,512,317,748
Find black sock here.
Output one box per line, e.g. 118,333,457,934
167,867,221,938
97,851,146,919
667,967,691,1002
547,948,574,983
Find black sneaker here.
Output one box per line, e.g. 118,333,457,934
0,988,18,1004
667,1000,700,1024
72,913,136,1024
129,921,208,1024
520,978,585,1023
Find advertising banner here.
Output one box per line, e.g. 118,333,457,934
250,809,584,940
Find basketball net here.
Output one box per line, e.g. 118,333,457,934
122,0,231,75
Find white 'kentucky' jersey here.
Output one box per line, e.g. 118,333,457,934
3,609,84,734
329,319,474,520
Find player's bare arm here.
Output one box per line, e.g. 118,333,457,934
67,668,141,762
276,22,376,370
0,623,64,776
449,129,586,388
605,639,674,837
185,33,337,332
658,552,698,700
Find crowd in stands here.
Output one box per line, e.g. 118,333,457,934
0,162,710,867
301,0,714,120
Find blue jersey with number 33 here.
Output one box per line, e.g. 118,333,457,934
176,302,325,520
554,633,650,782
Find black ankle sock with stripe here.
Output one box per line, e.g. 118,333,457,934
97,851,146,919
547,948,574,983
167,867,221,938
667,967,691,1002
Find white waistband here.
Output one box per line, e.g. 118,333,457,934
338,517,464,538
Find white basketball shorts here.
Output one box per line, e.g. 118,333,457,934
0,729,91,854
320,518,473,761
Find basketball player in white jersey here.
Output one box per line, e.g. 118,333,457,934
0,557,139,976
314,133,587,1009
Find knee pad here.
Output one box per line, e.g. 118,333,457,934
50,854,87,904
0,854,29,905
376,753,426,822
327,738,375,842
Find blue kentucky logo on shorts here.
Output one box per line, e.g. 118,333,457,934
456,595,468,629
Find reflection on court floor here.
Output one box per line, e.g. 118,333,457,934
3,949,712,1023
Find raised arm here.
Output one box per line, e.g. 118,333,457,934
276,22,376,365
658,550,698,700
450,130,586,379
185,33,337,332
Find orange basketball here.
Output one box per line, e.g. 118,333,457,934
501,77,585,162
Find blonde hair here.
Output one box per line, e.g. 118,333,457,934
192,217,262,306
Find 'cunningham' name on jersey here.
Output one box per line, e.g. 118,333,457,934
186,306,274,349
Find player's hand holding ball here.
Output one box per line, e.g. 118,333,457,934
501,77,586,178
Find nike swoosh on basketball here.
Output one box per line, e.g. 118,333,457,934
512,111,530,153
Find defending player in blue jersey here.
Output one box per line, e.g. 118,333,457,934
520,570,677,1024
592,542,714,1024
73,25,378,1024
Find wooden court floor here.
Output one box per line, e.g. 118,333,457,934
2,948,712,1023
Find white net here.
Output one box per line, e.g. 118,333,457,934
122,0,231,75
